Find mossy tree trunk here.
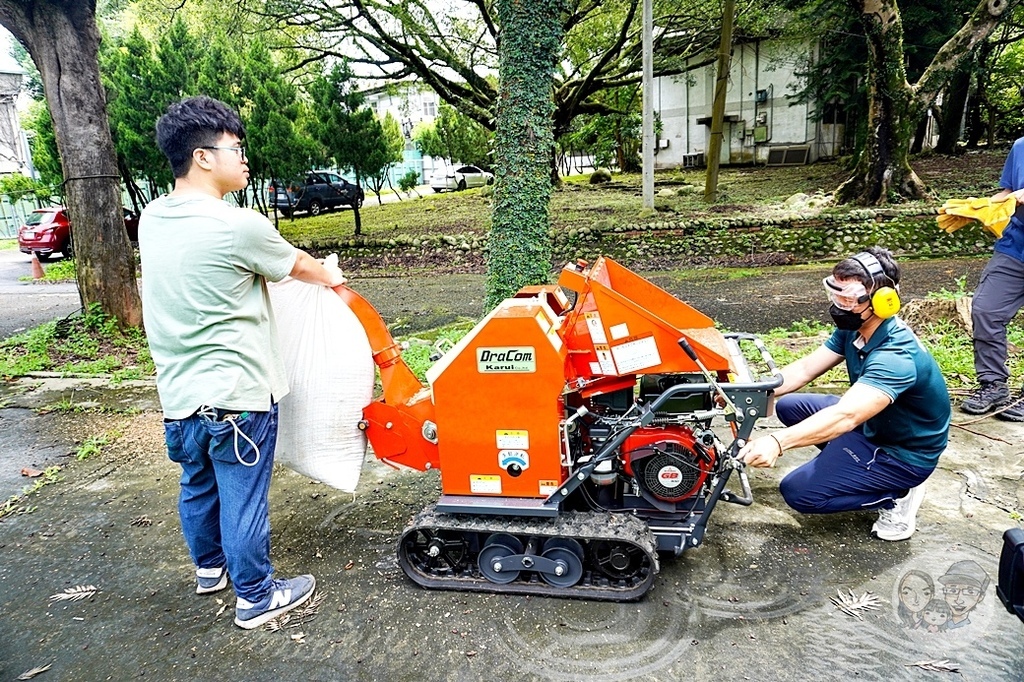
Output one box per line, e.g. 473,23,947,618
0,0,142,327
486,0,565,309
837,0,1011,205
934,63,973,155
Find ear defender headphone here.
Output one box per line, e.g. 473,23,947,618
850,251,901,319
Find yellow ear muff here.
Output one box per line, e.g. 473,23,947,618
850,251,902,319
870,286,901,319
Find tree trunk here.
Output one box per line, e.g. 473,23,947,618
486,0,564,308
935,65,972,154
0,0,141,327
836,1,927,204
837,0,1011,205
910,114,928,155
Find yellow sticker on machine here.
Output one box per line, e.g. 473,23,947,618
539,480,560,496
470,475,502,494
496,429,529,449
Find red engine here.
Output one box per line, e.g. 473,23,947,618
623,427,715,503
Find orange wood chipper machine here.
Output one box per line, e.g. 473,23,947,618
336,256,783,601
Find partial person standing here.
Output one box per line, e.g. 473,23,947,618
961,137,1024,420
140,96,345,629
740,248,951,541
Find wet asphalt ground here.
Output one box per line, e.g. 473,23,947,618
1,251,1022,680
0,376,1021,681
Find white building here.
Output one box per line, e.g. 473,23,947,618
0,68,31,176
363,83,444,183
653,38,844,168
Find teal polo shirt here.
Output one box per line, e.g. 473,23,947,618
824,317,951,468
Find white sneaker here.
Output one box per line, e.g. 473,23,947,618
872,484,926,541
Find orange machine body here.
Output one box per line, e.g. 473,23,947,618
343,256,736,500
426,298,568,498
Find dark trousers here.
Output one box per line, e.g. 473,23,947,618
775,394,933,514
972,252,1024,384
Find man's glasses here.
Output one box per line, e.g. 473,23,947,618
942,586,981,597
199,146,248,162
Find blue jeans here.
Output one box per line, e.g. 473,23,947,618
775,394,933,514
164,405,279,602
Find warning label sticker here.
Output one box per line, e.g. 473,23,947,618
539,480,560,496
611,335,661,373
496,429,529,449
594,344,618,375
470,475,502,494
585,312,608,344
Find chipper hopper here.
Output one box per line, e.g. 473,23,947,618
336,256,783,601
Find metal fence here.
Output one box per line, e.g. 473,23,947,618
0,196,57,239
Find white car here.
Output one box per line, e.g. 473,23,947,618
430,165,495,192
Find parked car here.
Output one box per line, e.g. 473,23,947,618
269,171,365,217
17,207,72,261
123,208,139,243
430,165,495,192
17,206,140,261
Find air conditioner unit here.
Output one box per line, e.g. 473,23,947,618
766,145,810,166
681,152,705,169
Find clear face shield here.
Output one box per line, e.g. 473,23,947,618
823,275,868,311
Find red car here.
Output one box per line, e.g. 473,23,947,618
17,207,140,261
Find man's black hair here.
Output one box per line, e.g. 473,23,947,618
833,246,900,293
155,96,245,178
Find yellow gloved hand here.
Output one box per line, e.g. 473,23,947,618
936,212,974,233
938,196,1016,238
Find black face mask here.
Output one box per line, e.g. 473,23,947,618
829,304,866,331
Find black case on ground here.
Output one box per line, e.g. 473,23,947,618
997,527,1024,623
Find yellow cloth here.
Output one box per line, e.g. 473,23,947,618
937,196,1016,239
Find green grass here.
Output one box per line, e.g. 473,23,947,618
17,257,77,282
755,315,1024,391
0,465,62,519
0,303,153,379
397,320,475,382
271,149,1007,252
76,432,118,461
0,238,16,251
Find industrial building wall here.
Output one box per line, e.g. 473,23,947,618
653,39,841,169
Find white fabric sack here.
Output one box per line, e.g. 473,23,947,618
269,272,375,492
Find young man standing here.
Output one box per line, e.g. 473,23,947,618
740,248,950,541
961,137,1024,420
140,96,345,629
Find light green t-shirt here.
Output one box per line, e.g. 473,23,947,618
139,194,298,419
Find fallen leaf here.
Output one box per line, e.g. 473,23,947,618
906,659,961,673
17,662,52,680
48,585,98,602
829,588,880,620
20,468,43,478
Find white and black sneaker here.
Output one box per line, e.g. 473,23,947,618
234,575,316,630
195,566,228,595
872,484,926,542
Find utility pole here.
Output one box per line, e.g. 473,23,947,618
704,0,735,203
641,0,654,208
